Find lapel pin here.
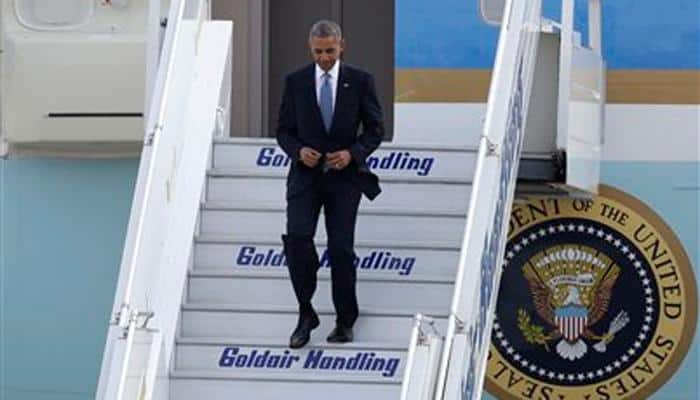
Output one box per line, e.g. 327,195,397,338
343,82,350,88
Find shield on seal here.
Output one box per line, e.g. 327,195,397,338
554,305,588,341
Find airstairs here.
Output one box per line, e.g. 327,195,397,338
96,0,604,399
170,139,475,399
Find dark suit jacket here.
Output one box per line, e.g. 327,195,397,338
276,63,383,201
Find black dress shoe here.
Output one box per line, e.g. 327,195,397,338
326,324,353,343
289,313,320,349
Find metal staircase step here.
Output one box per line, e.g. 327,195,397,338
212,138,478,180
206,170,472,214
187,269,453,311
190,269,454,284
202,202,465,217
170,370,401,400
176,336,408,351
174,339,407,380
213,136,478,151
193,235,460,280
198,205,466,245
194,234,462,250
180,303,448,344
208,168,473,184
171,368,403,383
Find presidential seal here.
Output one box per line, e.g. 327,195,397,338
485,185,697,400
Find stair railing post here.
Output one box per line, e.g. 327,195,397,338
402,314,445,400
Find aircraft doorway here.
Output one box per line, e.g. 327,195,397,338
213,0,394,140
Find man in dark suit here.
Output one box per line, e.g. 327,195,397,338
276,20,384,349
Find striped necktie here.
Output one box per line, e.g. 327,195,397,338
320,72,333,132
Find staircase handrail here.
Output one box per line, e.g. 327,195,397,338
432,0,543,398
96,0,232,398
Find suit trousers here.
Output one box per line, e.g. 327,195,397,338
282,171,362,328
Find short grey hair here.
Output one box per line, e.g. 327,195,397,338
309,20,342,41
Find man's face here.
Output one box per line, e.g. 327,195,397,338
309,35,344,71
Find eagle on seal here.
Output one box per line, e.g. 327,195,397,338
522,262,622,360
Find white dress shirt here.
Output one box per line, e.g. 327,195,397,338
315,60,340,114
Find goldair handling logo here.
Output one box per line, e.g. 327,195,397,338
486,185,697,400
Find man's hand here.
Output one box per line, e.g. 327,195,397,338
299,147,322,168
326,150,352,170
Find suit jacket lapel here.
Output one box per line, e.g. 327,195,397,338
304,64,326,133
330,64,350,134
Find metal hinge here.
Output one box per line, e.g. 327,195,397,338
144,124,163,146
483,135,500,157
214,106,227,137
452,314,466,334
414,313,442,344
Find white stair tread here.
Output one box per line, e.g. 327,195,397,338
205,173,473,215
212,137,553,158
193,242,457,279
170,377,399,400
176,345,407,378
189,269,454,284
180,304,448,343
181,303,449,318
200,202,467,218
187,272,453,310
170,378,400,400
194,235,461,251
213,137,477,154
176,337,408,351
200,208,465,243
171,369,402,385
207,168,473,184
